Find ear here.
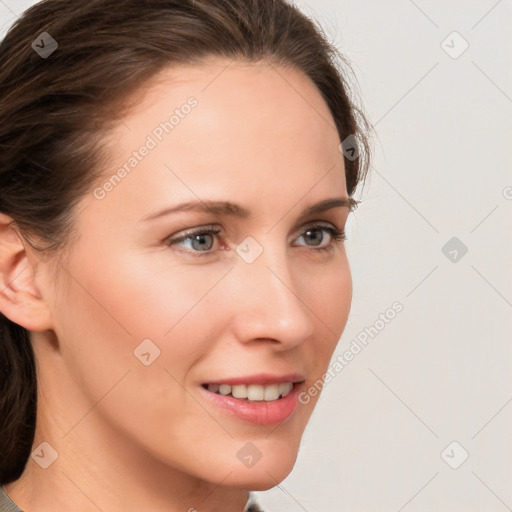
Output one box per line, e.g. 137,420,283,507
0,212,53,331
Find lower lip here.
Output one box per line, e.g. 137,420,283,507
198,383,304,426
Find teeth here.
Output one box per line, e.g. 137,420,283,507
231,384,247,399
247,385,264,401
264,384,280,401
208,384,220,393
218,384,231,395
278,382,293,396
206,382,294,402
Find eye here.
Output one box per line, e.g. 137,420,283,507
293,222,346,253
165,222,346,258
166,225,221,256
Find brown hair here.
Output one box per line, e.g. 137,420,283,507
0,0,371,484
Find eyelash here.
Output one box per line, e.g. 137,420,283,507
166,222,347,259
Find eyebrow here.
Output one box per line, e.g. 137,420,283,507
142,196,358,222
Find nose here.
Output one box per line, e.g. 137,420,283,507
226,239,316,350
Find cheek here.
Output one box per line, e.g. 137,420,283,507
312,248,352,305
51,251,229,399
50,253,221,456
304,255,352,368
332,256,353,331
58,249,221,342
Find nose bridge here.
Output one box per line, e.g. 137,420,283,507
231,235,315,345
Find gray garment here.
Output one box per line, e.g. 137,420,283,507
0,487,23,512
245,494,266,512
0,485,263,512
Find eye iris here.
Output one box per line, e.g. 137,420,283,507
305,229,324,246
191,233,213,251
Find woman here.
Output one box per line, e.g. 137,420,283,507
0,0,371,510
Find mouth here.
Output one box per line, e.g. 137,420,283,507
201,382,297,402
199,375,306,425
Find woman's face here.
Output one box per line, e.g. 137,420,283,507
40,59,353,490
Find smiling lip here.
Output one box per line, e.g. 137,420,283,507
199,373,306,426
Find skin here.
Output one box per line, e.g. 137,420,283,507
0,58,353,512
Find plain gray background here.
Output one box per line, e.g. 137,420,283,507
1,1,511,510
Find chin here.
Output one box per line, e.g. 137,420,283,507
220,447,299,490
228,470,295,491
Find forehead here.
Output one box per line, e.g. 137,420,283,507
92,59,347,217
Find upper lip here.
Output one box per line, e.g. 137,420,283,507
202,373,306,386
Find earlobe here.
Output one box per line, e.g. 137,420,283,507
0,212,53,332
